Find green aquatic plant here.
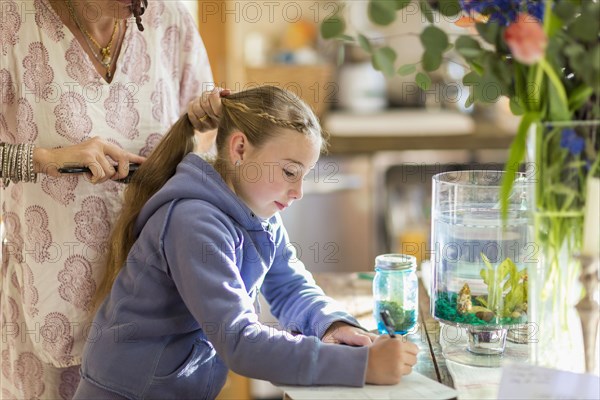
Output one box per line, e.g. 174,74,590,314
375,300,416,333
478,254,528,319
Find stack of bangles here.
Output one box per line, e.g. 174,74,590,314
0,143,38,186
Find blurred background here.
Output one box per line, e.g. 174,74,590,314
189,1,520,398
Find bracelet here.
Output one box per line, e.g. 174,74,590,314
0,143,38,186
0,144,4,179
1,143,9,186
28,144,36,183
18,143,24,183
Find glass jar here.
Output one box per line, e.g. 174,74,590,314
431,170,531,365
373,254,418,335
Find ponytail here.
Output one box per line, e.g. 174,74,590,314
94,115,195,306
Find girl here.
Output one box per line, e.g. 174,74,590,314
74,86,418,399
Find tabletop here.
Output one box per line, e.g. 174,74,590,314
305,272,534,400
311,272,455,388
281,272,600,400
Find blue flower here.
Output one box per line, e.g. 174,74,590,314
560,128,585,156
527,1,545,21
460,0,545,26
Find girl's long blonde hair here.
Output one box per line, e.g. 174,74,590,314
95,86,328,305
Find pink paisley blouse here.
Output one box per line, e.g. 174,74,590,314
0,0,213,369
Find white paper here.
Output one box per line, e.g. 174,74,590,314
497,363,600,400
278,371,457,400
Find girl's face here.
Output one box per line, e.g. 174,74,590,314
230,130,322,220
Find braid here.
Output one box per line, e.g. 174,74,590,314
132,0,149,31
215,85,327,154
222,98,309,133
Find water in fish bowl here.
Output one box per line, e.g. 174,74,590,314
431,207,531,328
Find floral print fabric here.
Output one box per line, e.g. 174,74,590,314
0,0,212,397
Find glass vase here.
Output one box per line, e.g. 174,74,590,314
431,170,532,367
527,120,600,373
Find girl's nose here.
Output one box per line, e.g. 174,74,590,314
289,181,303,201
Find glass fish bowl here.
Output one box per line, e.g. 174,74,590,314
430,171,532,366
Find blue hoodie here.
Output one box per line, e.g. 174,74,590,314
79,154,369,399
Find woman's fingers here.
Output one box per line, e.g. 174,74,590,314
102,142,146,181
188,87,231,131
40,137,147,184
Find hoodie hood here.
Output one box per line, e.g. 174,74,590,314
135,153,265,236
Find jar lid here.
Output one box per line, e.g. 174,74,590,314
375,254,416,271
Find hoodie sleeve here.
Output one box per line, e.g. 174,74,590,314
261,216,366,339
162,201,368,387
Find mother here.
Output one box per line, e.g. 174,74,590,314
0,1,218,398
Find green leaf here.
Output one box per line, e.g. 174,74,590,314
553,0,577,23
509,98,524,115
568,85,592,114
394,0,412,10
539,58,570,120
546,85,571,121
462,71,481,86
455,35,482,59
420,26,449,53
357,34,372,54
476,21,500,45
397,63,417,76
368,0,397,26
481,253,493,270
582,58,600,92
437,0,461,17
422,50,443,71
513,63,528,110
569,2,600,43
465,95,474,109
372,46,397,77
500,112,539,220
489,54,512,93
419,0,434,23
591,44,600,71
564,42,585,58
497,258,512,281
416,72,431,90
479,73,504,103
339,34,356,42
463,70,504,104
476,296,489,308
321,15,346,39
546,8,564,37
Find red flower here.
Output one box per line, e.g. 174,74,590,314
503,13,548,65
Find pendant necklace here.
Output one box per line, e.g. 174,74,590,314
65,0,120,80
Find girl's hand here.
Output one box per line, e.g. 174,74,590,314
322,321,377,346
365,335,419,385
33,137,146,184
187,87,231,132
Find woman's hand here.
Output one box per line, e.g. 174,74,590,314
321,321,378,346
33,136,146,184
187,87,231,132
365,335,419,385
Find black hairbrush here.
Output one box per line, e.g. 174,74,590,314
58,163,140,183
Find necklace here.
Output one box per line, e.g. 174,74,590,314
65,0,120,80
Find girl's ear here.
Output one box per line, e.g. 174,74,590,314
228,131,248,164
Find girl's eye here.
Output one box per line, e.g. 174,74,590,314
283,169,296,178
